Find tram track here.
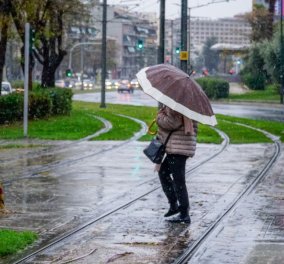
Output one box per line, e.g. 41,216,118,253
12,126,229,264
1,114,146,185
173,122,281,264
6,118,281,264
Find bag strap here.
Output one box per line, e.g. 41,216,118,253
163,130,175,147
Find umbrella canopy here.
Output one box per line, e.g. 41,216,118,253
136,64,217,126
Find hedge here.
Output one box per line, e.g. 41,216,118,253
0,88,73,124
240,72,266,90
195,77,229,99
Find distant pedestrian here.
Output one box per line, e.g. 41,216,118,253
155,106,198,224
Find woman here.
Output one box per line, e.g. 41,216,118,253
156,106,198,224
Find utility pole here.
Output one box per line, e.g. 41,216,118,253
171,20,174,65
158,0,165,64
280,0,284,104
180,0,188,73
100,0,107,108
80,42,84,90
24,23,30,138
188,8,191,72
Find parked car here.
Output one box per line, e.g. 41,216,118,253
117,79,133,93
130,78,140,89
1,81,13,95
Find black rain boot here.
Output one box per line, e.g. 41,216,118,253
164,202,179,217
167,208,191,224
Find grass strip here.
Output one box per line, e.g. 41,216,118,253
0,101,282,144
0,229,37,257
228,85,279,103
0,109,103,140
74,102,222,144
217,114,284,142
216,119,272,144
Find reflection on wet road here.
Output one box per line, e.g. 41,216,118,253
73,90,284,122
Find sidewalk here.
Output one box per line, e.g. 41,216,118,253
0,137,283,263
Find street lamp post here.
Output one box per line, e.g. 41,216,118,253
101,0,107,108
68,42,100,70
280,0,284,104
158,0,165,64
180,0,188,73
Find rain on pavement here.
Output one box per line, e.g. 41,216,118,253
1,90,284,263
2,141,283,263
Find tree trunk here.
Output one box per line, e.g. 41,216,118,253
0,182,4,210
42,62,56,87
40,36,66,87
267,0,276,39
0,3,9,95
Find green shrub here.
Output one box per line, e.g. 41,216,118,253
48,88,73,115
241,72,266,90
10,80,42,90
0,88,73,124
29,91,52,119
0,93,23,123
195,77,229,99
10,80,24,89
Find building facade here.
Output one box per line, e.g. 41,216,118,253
165,16,251,66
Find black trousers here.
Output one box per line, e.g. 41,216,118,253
158,154,189,213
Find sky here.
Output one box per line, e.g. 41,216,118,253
107,0,253,19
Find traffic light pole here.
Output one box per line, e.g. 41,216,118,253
180,0,188,73
280,0,284,104
158,0,165,64
100,0,107,108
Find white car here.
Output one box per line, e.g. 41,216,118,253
1,81,13,95
130,79,140,89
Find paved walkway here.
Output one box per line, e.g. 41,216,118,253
0,137,283,263
229,82,249,94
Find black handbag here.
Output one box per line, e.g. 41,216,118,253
143,131,174,164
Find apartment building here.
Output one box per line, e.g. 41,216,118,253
165,16,251,64
107,6,157,79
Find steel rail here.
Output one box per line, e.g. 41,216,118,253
13,127,229,264
2,114,146,185
173,123,281,264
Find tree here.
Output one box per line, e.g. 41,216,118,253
265,0,277,38
245,4,274,42
261,25,283,84
0,0,11,94
10,0,90,87
241,43,268,89
246,0,276,42
202,37,219,73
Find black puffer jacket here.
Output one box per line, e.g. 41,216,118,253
156,106,198,157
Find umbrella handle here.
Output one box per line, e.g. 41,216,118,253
147,119,157,135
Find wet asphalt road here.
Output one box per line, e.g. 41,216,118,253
73,90,284,122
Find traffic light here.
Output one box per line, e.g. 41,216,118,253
65,69,72,77
137,39,144,50
175,47,180,54
29,27,36,50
